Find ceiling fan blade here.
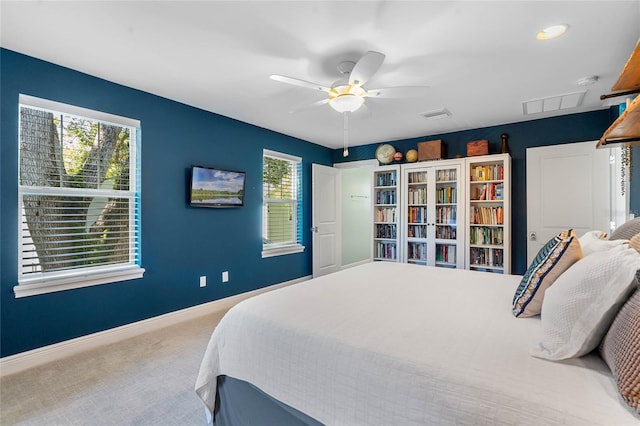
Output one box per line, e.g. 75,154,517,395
364,86,430,98
270,75,331,93
349,51,386,86
289,98,329,114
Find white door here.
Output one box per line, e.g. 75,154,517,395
312,164,341,277
526,141,612,265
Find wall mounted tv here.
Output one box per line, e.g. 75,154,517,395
189,165,246,208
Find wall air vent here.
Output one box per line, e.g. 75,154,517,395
522,91,586,115
420,108,451,120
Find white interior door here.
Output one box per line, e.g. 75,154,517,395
312,164,341,277
526,141,613,265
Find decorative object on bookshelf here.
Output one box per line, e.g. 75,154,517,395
467,139,489,156
500,133,510,154
406,149,418,163
376,144,396,165
394,151,403,162
418,139,445,161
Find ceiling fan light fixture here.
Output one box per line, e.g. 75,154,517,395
329,94,365,113
536,24,568,40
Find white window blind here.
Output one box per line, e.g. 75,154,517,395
15,95,144,297
262,149,304,258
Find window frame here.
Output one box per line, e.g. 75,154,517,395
14,95,144,298
261,149,305,258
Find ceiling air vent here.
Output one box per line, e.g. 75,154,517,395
522,91,586,115
420,108,451,120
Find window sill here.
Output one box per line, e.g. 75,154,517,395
262,244,305,258
14,265,145,298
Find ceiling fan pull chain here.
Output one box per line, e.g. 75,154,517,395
343,111,350,157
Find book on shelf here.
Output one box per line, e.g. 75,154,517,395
409,171,428,184
436,244,456,263
471,206,504,225
479,185,487,200
408,187,427,204
436,169,457,182
375,223,397,239
376,241,397,260
470,247,504,267
376,189,396,205
408,206,427,224
375,207,396,223
436,225,457,239
471,164,504,182
437,186,457,203
470,226,504,245
376,172,397,187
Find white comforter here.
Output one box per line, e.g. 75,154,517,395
195,262,637,425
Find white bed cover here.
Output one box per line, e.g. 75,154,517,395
195,262,638,425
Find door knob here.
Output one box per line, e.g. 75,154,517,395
528,231,537,241
310,226,318,233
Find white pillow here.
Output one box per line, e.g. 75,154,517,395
531,244,640,360
578,230,625,257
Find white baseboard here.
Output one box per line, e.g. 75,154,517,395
0,275,310,377
341,259,371,270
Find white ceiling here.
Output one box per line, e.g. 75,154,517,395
2,1,639,150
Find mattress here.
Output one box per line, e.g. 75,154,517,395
195,262,638,425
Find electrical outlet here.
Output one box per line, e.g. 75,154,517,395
222,271,229,283
199,276,207,287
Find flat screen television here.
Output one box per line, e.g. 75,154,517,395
189,165,246,208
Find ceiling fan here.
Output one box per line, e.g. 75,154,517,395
270,51,429,156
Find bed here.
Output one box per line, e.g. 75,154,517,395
195,246,640,426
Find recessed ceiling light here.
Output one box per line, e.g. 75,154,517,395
536,24,568,40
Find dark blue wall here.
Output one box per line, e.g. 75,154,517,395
333,109,637,275
0,49,333,357
2,48,637,357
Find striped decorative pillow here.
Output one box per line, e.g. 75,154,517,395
599,288,640,415
512,229,582,318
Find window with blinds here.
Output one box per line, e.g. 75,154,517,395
15,95,144,297
262,149,304,258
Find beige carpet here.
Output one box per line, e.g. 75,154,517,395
0,310,227,425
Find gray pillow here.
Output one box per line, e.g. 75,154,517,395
599,287,640,415
609,217,640,240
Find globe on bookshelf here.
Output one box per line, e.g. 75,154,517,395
376,144,396,164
